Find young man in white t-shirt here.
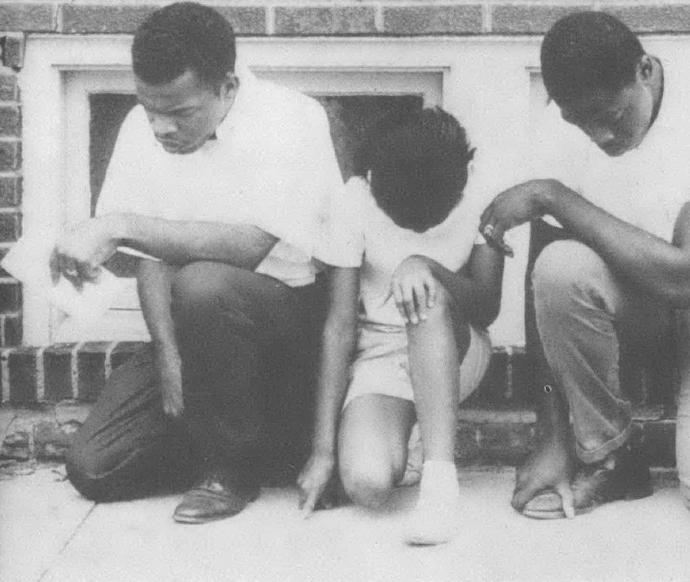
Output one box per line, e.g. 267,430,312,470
52,3,346,524
481,11,690,518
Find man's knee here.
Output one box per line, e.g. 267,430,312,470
532,240,610,310
340,461,397,509
65,442,113,501
171,262,243,318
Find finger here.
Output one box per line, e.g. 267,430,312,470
391,283,407,322
425,276,436,309
301,489,319,519
479,205,494,233
412,283,428,322
297,483,307,510
401,283,418,324
79,263,102,284
555,482,576,519
490,221,508,246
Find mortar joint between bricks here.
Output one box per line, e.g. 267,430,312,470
1,347,12,402
70,342,85,399
35,345,46,401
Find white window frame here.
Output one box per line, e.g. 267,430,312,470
21,34,563,346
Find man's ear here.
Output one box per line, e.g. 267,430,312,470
220,72,240,100
638,54,654,83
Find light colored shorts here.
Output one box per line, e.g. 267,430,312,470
343,321,492,410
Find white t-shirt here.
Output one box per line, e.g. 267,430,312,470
97,68,346,287
532,55,690,242
317,176,486,328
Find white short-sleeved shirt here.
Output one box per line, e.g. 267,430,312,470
316,176,486,328
532,55,690,241
97,67,346,287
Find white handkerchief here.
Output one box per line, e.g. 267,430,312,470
1,229,127,321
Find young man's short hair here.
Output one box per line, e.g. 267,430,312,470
359,107,474,233
541,11,644,105
132,2,236,90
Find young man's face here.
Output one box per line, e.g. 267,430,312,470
557,59,655,157
135,69,237,155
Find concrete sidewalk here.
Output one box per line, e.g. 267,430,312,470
2,463,690,582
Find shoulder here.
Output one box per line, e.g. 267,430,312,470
250,77,328,125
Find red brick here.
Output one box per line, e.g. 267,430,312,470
60,5,156,34
383,5,483,35
8,347,38,403
61,5,266,35
606,5,690,34
76,341,111,401
44,343,76,401
0,4,54,32
0,212,19,242
215,7,267,35
0,71,17,101
491,4,591,35
111,341,146,371
0,105,19,136
275,7,376,36
0,175,20,207
0,279,20,312
0,140,20,171
1,35,23,70
1,312,21,345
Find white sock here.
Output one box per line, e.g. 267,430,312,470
403,460,461,546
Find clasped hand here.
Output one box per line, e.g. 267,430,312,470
50,217,118,290
479,179,563,249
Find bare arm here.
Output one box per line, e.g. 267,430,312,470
481,179,690,307
137,258,183,419
423,243,505,329
389,244,504,329
311,267,360,455
297,267,359,516
52,214,278,287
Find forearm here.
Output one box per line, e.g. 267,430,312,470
105,214,278,269
542,181,690,306
311,320,357,455
423,257,502,328
137,259,179,354
311,267,360,455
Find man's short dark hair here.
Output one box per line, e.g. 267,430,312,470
359,107,474,232
132,2,236,89
541,11,644,105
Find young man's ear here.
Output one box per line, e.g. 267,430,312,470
637,54,654,83
220,72,240,100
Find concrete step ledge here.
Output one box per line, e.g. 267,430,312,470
0,402,678,468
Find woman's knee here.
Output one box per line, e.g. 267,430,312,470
339,460,398,509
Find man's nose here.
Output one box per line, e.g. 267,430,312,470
586,123,615,147
150,114,176,136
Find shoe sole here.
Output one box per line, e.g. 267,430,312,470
521,486,653,520
173,490,260,524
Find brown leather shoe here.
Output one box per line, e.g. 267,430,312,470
522,437,652,519
173,474,260,524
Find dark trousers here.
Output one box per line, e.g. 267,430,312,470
66,262,321,501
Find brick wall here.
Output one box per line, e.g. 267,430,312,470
1,0,690,349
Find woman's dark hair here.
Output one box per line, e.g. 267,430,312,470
132,2,236,90
541,11,644,105
358,107,474,232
